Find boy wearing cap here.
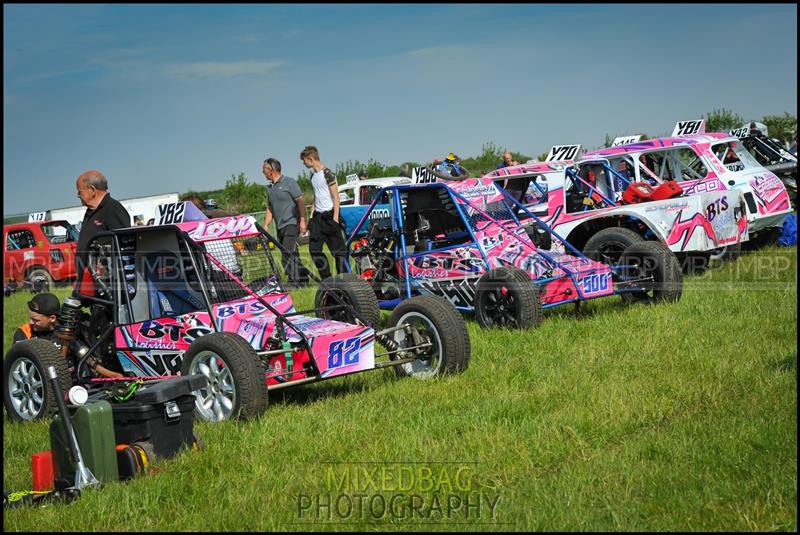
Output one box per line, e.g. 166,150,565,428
13,293,62,346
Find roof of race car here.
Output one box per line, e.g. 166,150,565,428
582,132,734,159
482,161,571,179
339,176,412,190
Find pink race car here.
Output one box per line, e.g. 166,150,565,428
3,211,470,423
345,178,683,330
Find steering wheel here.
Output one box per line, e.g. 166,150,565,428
425,163,470,182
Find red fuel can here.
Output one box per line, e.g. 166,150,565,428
31,450,55,492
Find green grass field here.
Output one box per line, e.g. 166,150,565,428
2,246,797,531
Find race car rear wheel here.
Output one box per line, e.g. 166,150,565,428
315,273,381,327
618,241,682,304
181,332,268,422
583,227,645,266
474,267,541,329
388,295,470,378
3,338,72,422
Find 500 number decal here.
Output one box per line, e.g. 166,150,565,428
328,337,361,369
581,273,611,296
705,197,729,222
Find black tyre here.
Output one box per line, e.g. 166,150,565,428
425,163,470,182
583,227,645,266
388,295,470,378
618,241,683,304
3,338,71,422
474,267,541,329
180,332,268,422
315,273,381,327
26,268,53,293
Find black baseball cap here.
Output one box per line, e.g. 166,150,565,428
27,293,61,316
358,170,368,177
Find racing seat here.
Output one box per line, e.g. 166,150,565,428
143,250,205,318
621,181,684,204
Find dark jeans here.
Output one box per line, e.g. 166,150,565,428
309,211,346,280
277,224,308,285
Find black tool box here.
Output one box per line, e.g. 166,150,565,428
110,374,205,458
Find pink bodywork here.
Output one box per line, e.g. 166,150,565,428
582,134,791,223
481,158,748,252
405,179,615,305
115,215,375,385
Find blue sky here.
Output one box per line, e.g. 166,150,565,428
3,3,797,214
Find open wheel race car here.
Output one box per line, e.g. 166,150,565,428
4,213,470,423
344,178,683,330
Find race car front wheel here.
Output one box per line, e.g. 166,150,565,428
618,241,682,304
181,332,268,422
474,267,541,329
388,295,470,378
3,338,72,422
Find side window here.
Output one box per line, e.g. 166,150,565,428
7,229,36,250
339,188,354,205
359,186,375,205
672,148,708,180
636,151,672,183
608,157,636,191
712,141,753,172
524,175,549,204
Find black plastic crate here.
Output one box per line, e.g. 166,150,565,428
111,375,204,459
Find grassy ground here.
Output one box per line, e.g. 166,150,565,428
2,245,797,531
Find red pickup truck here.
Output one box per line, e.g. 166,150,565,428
3,220,80,290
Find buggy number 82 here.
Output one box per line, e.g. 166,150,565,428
328,337,361,369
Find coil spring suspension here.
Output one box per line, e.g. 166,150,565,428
55,297,83,357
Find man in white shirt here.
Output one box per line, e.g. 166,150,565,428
300,145,346,280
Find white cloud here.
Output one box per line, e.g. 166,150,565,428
165,60,283,79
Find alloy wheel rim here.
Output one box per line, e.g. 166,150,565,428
189,351,236,422
394,312,442,377
8,358,44,420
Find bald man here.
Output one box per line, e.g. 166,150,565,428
74,170,131,280
496,151,520,169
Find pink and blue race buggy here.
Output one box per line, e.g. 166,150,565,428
3,211,470,423
344,178,682,329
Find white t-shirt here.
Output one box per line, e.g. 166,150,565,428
311,168,336,212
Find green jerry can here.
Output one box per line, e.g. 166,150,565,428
50,400,119,486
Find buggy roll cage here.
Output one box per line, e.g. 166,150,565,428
740,134,797,171
73,222,380,382
344,181,633,310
